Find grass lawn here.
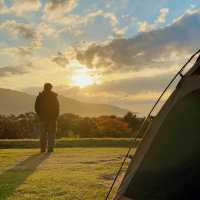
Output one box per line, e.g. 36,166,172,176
0,148,134,200
0,138,137,149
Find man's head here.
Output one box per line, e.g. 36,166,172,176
44,83,53,92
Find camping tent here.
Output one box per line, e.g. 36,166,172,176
113,51,200,200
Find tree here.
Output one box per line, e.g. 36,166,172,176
124,112,144,136
96,116,130,137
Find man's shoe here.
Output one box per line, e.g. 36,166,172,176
47,148,54,153
40,149,46,153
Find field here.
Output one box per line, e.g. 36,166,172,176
0,147,134,200
0,138,137,149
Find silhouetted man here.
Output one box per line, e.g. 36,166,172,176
35,83,59,153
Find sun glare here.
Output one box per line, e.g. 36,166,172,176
71,73,96,88
68,60,101,88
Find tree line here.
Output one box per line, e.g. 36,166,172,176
0,112,144,139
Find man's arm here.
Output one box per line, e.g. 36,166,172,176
55,96,60,118
35,95,41,115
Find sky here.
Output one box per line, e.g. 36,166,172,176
0,0,200,115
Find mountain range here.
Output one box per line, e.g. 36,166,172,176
0,88,129,117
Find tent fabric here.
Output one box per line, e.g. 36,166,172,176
115,57,200,200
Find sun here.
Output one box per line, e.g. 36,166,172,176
68,60,102,88
71,73,96,88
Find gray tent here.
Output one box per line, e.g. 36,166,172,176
111,51,200,200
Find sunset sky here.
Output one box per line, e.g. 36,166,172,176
0,0,200,114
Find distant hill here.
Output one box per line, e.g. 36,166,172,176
0,88,129,116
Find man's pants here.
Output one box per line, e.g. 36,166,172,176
40,120,56,152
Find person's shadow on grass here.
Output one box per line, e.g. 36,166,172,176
0,153,50,200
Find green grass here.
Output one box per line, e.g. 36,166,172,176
0,138,139,149
0,148,134,200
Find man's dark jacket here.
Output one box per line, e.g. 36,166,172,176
35,91,59,121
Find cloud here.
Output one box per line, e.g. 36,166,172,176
44,0,78,20
0,46,34,74
52,52,69,67
51,46,78,67
0,47,33,58
0,64,30,77
0,0,4,9
0,0,4,10
81,73,174,113
0,0,9,14
45,9,123,38
157,8,169,23
138,21,154,32
100,11,119,34
138,7,170,32
76,9,200,72
85,72,173,96
57,10,104,28
36,22,56,37
10,0,41,15
0,20,45,47
88,10,124,37
0,20,35,39
0,0,41,16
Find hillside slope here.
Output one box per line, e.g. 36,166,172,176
0,88,129,116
